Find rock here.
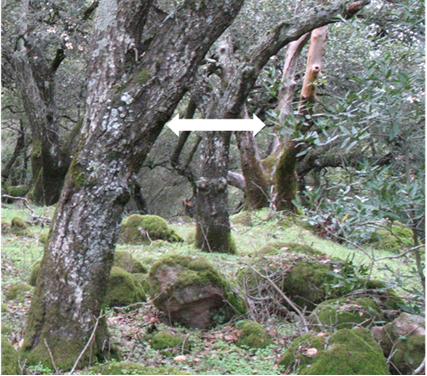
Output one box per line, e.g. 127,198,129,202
148,254,245,329
1,335,19,375
6,185,30,197
256,242,323,256
371,312,425,375
119,214,183,244
113,250,147,273
302,328,389,374
309,296,384,331
236,320,272,349
4,282,33,302
279,333,326,374
148,332,190,354
87,361,189,375
104,267,146,308
231,211,252,226
10,216,32,236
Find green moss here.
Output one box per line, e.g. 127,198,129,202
256,242,323,256
29,261,41,286
2,335,19,375
104,267,146,308
11,216,32,236
2,323,13,335
87,361,189,375
119,214,183,244
133,273,150,294
1,303,10,312
39,230,50,244
149,331,190,353
4,282,33,302
279,333,326,374
196,225,238,254
231,212,252,226
236,320,272,349
1,218,10,234
310,297,384,331
300,328,389,375
185,227,196,245
113,250,147,273
275,146,298,212
135,68,151,84
369,223,414,252
6,185,30,197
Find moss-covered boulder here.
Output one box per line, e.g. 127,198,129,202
119,214,183,244
302,328,389,374
104,267,146,308
256,242,323,256
279,333,326,374
7,185,30,197
149,254,245,329
2,335,19,375
231,211,252,226
309,297,384,331
87,361,189,375
369,223,414,252
147,331,191,355
133,273,150,294
113,250,147,273
1,303,10,312
236,320,272,349
4,282,33,302
185,227,196,245
10,216,32,236
372,313,425,375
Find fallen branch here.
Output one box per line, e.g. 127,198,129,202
2,194,52,226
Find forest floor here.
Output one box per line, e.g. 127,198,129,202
1,201,422,375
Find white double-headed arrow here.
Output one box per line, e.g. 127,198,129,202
166,115,265,137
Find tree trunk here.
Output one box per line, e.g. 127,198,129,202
195,131,236,253
21,0,244,370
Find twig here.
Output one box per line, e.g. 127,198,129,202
69,310,105,374
43,339,58,374
413,359,425,375
246,263,309,332
2,194,52,225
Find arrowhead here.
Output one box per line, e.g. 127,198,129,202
166,115,181,136
252,114,265,136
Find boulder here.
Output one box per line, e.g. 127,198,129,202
10,217,32,236
119,214,183,244
231,211,252,226
4,282,33,302
6,185,30,197
309,296,384,331
148,254,245,329
1,335,19,375
148,331,191,355
371,312,425,375
280,328,389,375
104,267,146,308
113,250,147,273
236,320,272,349
256,242,323,256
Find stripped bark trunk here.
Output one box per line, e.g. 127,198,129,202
21,0,244,370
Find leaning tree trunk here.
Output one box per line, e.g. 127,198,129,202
21,0,244,371
274,20,328,212
195,131,236,253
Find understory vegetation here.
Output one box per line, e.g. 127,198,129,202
2,202,424,375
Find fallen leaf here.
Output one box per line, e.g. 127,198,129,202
174,355,187,363
317,332,326,337
304,348,318,358
224,334,238,342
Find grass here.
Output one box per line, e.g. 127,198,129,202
1,202,424,375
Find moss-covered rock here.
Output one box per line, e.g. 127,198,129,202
147,331,191,355
1,218,11,234
236,320,272,349
256,242,323,256
113,250,147,273
2,335,19,375
309,297,384,331
119,214,183,244
149,254,245,329
87,361,189,375
1,303,10,312
4,282,33,302
10,216,32,236
296,328,389,375
279,333,326,374
185,227,196,245
231,211,252,226
7,185,30,197
104,267,146,308
369,223,414,252
29,261,41,286
372,313,425,375
133,273,150,294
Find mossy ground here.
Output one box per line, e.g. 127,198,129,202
1,203,423,375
